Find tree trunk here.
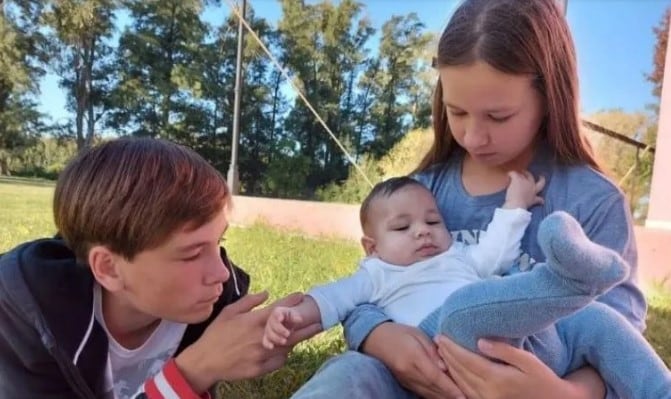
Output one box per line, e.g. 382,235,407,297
85,36,96,149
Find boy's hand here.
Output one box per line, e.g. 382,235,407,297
175,292,320,393
263,306,304,349
503,171,545,210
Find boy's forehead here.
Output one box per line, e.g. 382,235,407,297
160,209,229,249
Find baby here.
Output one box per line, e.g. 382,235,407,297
264,172,542,340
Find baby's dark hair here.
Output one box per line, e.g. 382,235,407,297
360,176,427,232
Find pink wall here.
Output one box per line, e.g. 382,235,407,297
646,15,671,230
230,195,671,289
229,195,362,241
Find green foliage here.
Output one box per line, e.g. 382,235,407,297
0,1,48,167
584,110,657,222
6,137,78,179
0,0,438,198
1,180,670,398
106,0,209,139
646,6,669,105
259,149,312,198
316,154,382,204
364,14,433,158
44,0,118,150
317,128,433,203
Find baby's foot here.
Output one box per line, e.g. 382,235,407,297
537,211,629,295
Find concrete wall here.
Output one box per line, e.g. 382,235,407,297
646,14,671,230
230,195,671,289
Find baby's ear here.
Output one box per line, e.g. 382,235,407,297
361,236,376,256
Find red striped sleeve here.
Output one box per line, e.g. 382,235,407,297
143,378,164,399
143,359,209,399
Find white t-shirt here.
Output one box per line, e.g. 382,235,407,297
93,284,187,399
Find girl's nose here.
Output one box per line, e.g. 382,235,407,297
463,119,489,148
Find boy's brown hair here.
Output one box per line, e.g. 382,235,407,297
54,138,230,262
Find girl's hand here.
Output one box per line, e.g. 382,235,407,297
362,323,465,399
435,336,605,399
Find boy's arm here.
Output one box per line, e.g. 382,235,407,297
132,359,212,399
465,208,531,278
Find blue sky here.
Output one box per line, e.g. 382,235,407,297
37,0,670,123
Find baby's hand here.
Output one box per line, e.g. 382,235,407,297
262,306,304,350
503,171,545,210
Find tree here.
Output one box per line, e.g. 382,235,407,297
198,6,283,194
45,0,118,151
646,6,669,107
0,0,48,174
279,0,373,191
317,128,433,203
363,13,432,158
584,110,656,221
107,0,209,140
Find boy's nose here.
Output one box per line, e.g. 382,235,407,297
206,254,231,285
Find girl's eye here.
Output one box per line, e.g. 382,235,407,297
448,110,466,117
489,114,512,122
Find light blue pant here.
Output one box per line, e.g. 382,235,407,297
419,264,671,399
290,350,416,399
292,262,671,399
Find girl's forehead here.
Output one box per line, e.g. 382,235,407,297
439,62,536,107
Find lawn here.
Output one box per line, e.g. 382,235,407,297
1,179,670,398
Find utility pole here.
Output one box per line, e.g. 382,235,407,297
227,0,246,195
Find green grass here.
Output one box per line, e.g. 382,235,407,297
1,180,670,398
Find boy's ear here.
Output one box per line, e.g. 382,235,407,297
88,246,125,292
361,236,376,257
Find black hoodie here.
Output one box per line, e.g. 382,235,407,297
0,238,249,399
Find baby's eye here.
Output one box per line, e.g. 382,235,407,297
392,225,409,231
427,220,442,225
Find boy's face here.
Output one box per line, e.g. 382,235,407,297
363,185,452,266
110,208,231,324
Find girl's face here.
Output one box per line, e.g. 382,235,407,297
439,61,546,170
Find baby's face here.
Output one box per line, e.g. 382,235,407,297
366,185,452,266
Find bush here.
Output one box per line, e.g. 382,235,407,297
317,128,433,203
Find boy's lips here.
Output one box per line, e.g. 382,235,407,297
197,294,220,304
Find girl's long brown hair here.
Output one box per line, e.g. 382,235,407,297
416,0,601,173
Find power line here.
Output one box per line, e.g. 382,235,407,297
223,0,374,189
